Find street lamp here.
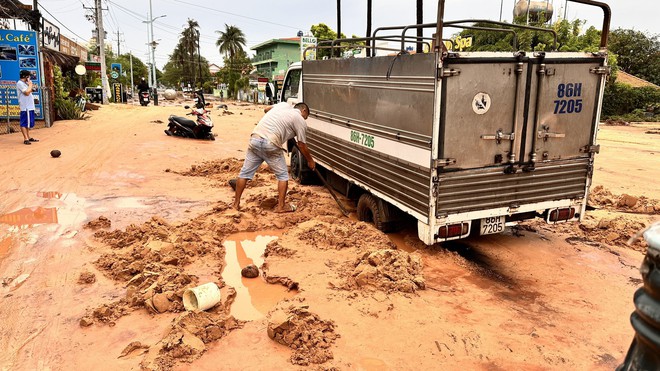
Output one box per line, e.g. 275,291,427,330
143,0,166,105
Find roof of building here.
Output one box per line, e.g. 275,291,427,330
616,71,659,89
251,37,300,51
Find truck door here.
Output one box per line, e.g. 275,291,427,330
522,57,605,164
439,57,528,169
280,67,302,104
439,54,605,170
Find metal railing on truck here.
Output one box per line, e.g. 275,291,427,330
302,0,610,59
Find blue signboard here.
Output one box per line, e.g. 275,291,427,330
0,30,44,120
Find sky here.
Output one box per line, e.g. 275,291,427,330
20,0,660,70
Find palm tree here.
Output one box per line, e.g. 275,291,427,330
215,24,247,62
181,19,200,86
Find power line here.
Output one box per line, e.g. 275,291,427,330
171,0,303,31
39,4,88,41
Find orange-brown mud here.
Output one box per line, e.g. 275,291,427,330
0,103,658,370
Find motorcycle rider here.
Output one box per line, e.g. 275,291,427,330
137,77,150,105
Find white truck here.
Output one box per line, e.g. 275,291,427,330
280,0,611,245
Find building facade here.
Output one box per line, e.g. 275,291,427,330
251,37,300,82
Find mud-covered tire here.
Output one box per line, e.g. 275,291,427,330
290,147,315,185
357,193,401,233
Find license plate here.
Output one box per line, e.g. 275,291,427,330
480,216,505,235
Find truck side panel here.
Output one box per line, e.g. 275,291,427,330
302,54,437,221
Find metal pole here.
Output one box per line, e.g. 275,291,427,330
499,0,504,22
129,52,134,104
149,0,158,106
5,87,10,134
97,0,109,104
526,0,531,25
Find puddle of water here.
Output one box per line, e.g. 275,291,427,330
222,230,296,321
37,191,62,199
0,207,59,227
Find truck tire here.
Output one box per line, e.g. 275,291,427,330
357,193,399,233
290,147,315,185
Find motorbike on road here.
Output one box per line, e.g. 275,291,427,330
165,90,215,140
139,90,150,106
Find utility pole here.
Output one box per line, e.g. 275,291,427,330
95,0,109,104
115,30,124,55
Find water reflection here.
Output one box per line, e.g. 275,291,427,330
222,231,297,321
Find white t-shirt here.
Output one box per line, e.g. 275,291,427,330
252,102,307,147
16,80,35,111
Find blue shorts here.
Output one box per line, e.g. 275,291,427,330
20,110,35,128
238,137,289,181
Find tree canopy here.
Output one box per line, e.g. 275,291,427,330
161,18,211,89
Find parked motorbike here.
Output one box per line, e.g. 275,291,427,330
165,90,215,140
139,90,150,106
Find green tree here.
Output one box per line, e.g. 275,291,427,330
162,18,210,89
609,28,660,86
216,49,252,98
215,24,247,62
215,24,247,97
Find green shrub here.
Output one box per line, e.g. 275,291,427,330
602,82,660,121
54,98,86,120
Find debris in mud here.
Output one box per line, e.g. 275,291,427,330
603,119,630,126
80,301,129,327
150,120,164,124
267,305,339,366
175,158,271,188
140,311,243,369
264,240,296,258
241,264,259,278
344,249,426,293
77,271,96,284
589,185,660,214
118,341,150,358
85,216,111,230
294,219,395,250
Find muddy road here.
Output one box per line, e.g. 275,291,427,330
0,101,658,370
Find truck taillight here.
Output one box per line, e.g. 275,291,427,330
438,223,469,239
549,207,575,222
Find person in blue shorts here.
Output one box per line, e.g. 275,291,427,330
233,102,315,212
16,70,38,145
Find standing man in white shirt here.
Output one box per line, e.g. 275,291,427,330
233,102,315,213
16,70,38,145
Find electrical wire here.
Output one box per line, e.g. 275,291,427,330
39,4,87,41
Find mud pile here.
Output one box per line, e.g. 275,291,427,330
175,158,271,188
141,310,243,370
589,185,660,214
267,305,339,366
294,218,395,250
77,271,96,284
84,216,111,230
343,249,426,293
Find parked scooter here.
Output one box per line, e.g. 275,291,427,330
139,90,150,106
165,90,214,140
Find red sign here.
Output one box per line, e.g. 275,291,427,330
85,62,101,71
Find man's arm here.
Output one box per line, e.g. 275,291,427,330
296,141,315,171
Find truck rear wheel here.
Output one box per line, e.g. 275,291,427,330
290,147,316,185
357,193,400,233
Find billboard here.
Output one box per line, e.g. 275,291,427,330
300,36,317,61
0,30,44,120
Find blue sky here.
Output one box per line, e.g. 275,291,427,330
23,0,660,68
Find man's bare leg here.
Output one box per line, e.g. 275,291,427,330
233,178,249,210
275,180,288,212
20,127,29,141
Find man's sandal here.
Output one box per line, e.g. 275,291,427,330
23,140,31,145
29,138,39,142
